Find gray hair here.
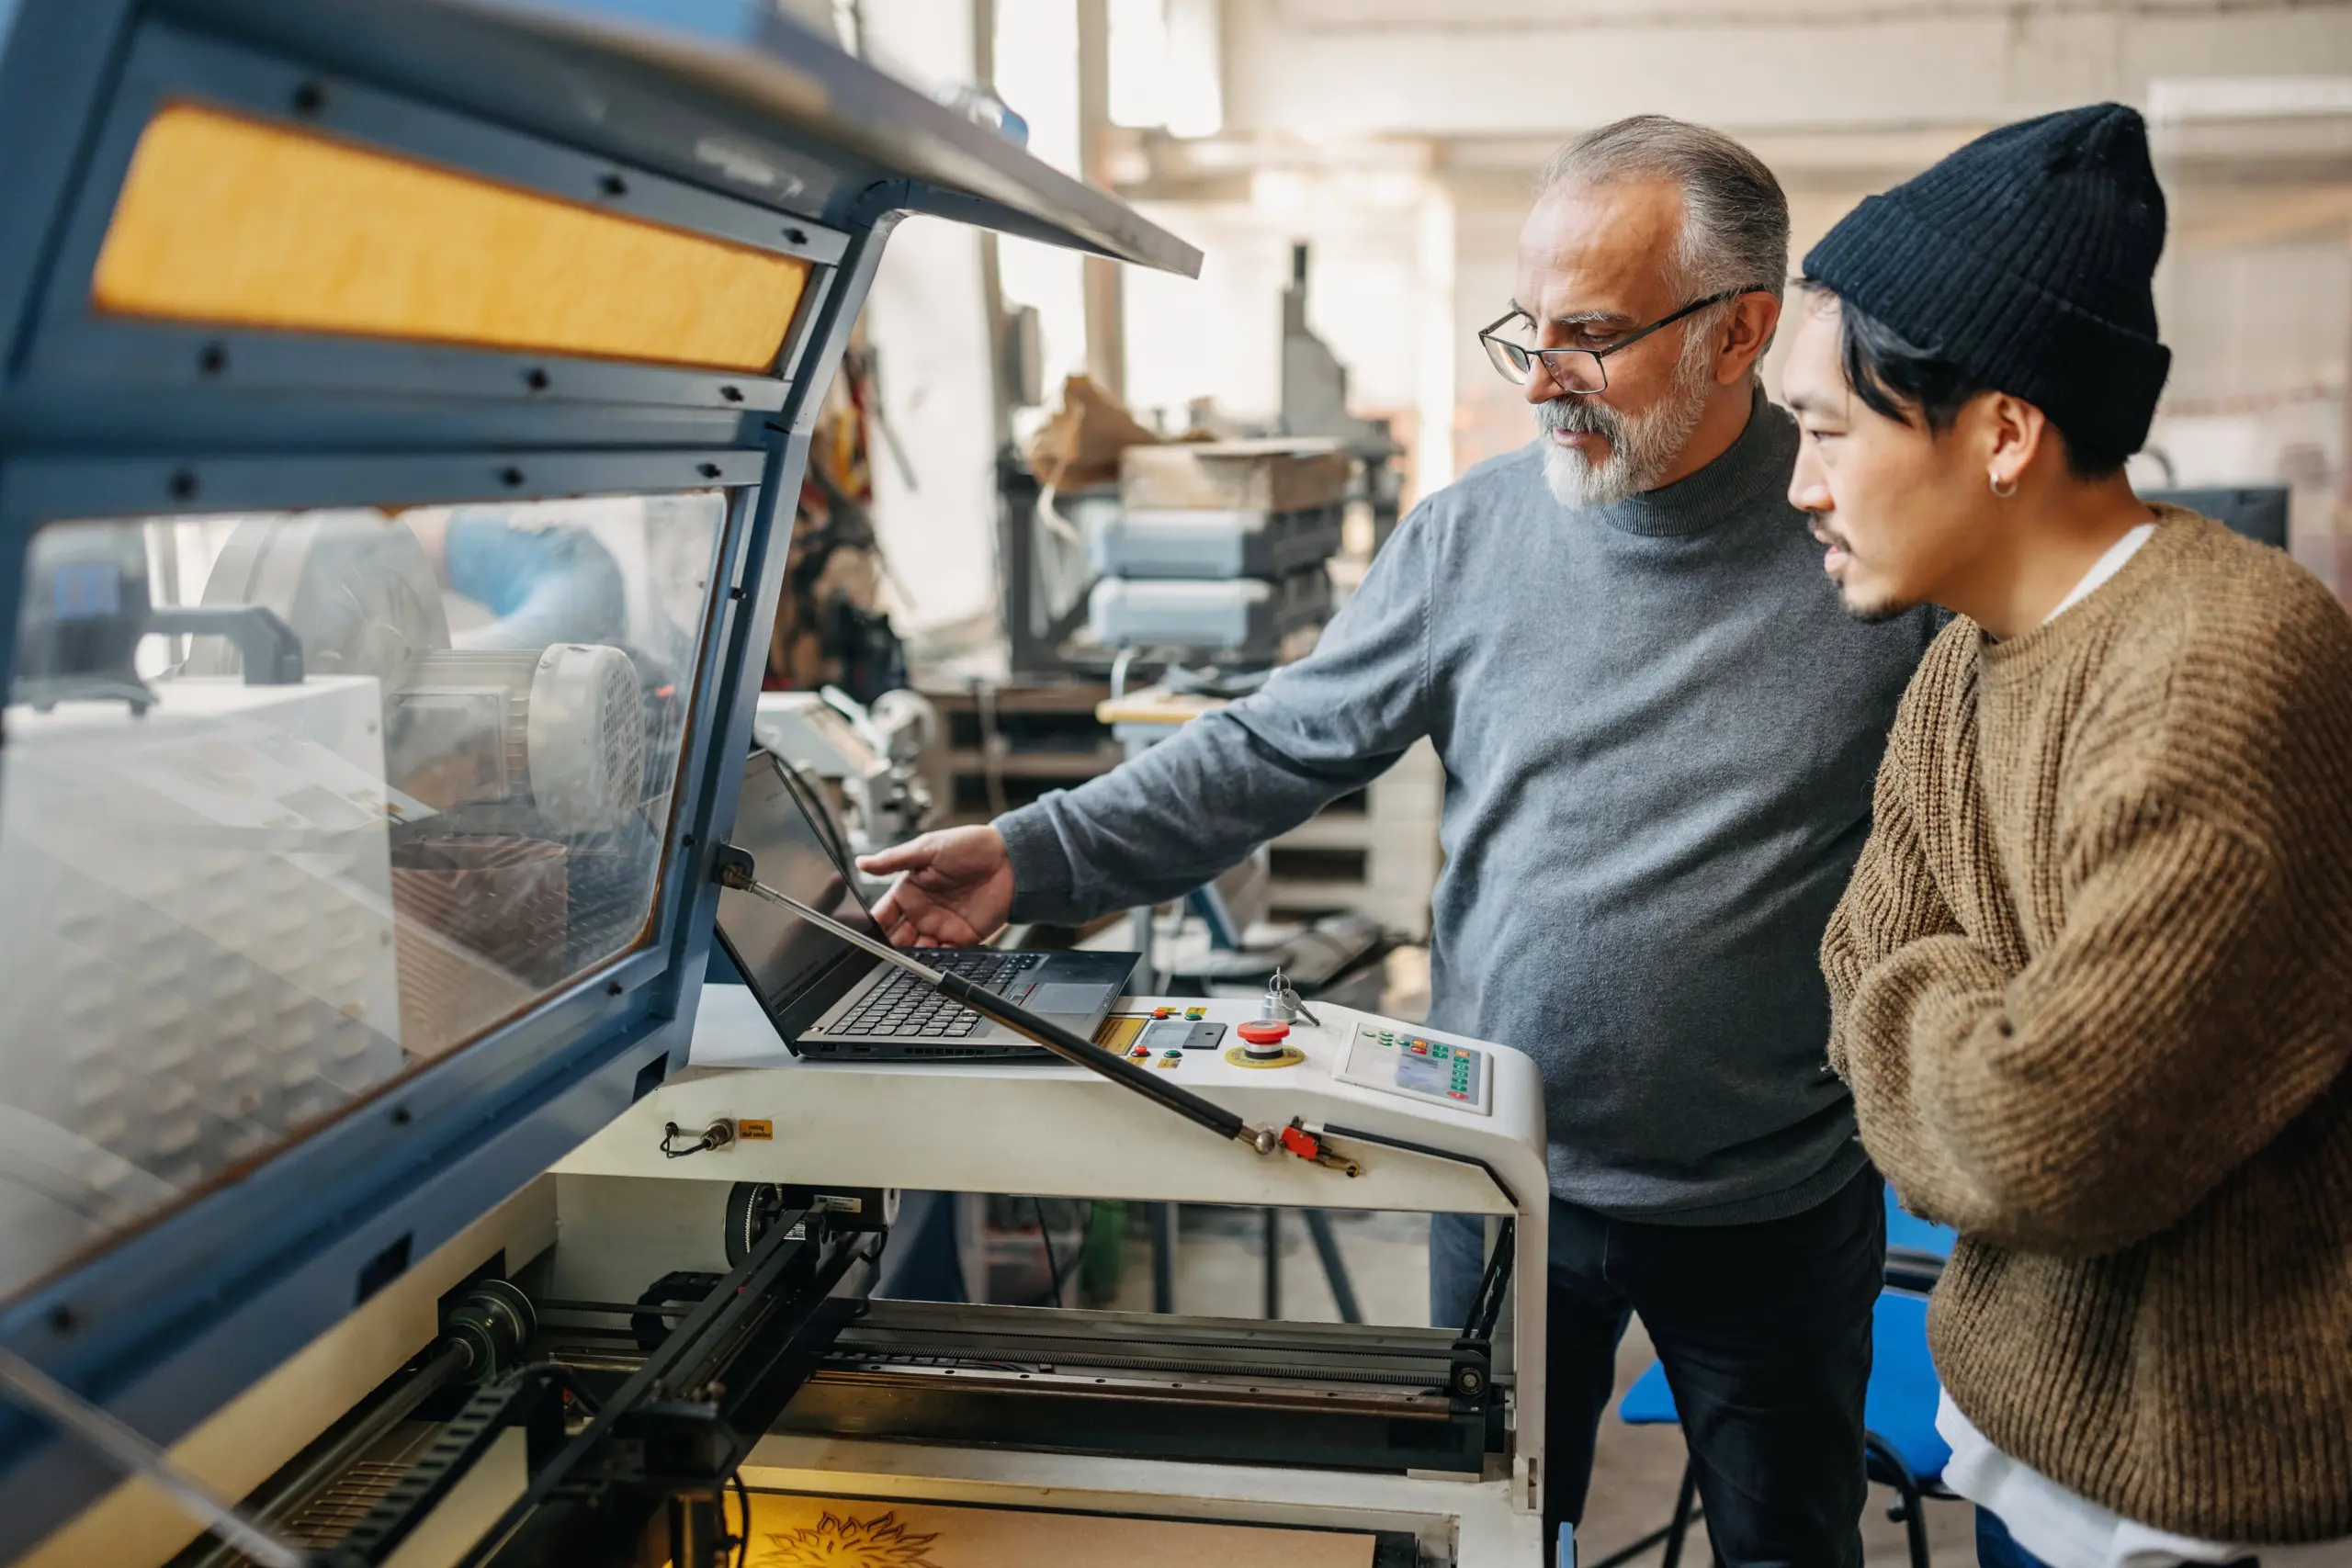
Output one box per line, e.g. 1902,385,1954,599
1538,115,1789,305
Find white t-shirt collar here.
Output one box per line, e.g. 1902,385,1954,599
2043,521,2158,626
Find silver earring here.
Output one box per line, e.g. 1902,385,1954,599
1990,473,2018,499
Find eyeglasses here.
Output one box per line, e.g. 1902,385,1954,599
1478,288,1765,394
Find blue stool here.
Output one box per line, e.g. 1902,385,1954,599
1887,1194,1958,1257
1589,1191,1962,1567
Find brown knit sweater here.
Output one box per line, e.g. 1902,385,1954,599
1823,508,2352,1543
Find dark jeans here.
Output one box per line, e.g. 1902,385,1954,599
1432,1166,1883,1568
1975,1508,2260,1568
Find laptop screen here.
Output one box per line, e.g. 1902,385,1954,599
718,751,887,1012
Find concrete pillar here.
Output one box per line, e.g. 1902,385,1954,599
1077,0,1126,398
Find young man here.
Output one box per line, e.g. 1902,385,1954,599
1786,104,2352,1567
866,118,1942,1562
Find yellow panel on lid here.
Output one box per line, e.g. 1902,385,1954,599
91,102,809,373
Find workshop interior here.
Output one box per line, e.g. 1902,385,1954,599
0,2,2346,1566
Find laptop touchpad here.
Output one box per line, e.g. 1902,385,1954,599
1024,982,1113,1017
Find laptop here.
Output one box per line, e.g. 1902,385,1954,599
717,750,1141,1061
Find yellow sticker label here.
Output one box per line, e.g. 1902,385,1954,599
737,1119,774,1141
1093,1015,1148,1053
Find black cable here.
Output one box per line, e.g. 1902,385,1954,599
768,751,859,886
801,774,859,881
1319,1122,1519,1211
1472,1216,1516,1341
730,1469,752,1568
771,751,841,872
1030,1196,1066,1308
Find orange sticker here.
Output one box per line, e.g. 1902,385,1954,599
737,1119,774,1141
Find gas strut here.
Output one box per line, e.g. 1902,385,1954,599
712,845,1356,1174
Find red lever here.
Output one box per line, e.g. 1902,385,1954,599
1280,1125,1321,1160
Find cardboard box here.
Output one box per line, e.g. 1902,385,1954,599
1120,437,1351,513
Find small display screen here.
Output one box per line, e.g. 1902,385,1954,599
1396,1052,1453,1096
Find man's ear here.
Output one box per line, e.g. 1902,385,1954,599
1716,292,1782,386
1984,392,2052,490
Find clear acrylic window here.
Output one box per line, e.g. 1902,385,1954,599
0,491,728,1300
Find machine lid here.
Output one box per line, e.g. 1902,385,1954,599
189,0,1204,278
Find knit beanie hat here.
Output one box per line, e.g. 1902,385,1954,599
1803,103,2171,463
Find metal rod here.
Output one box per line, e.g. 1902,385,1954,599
1149,1202,1177,1314
717,851,1278,1154
1662,1457,1702,1568
1302,1210,1363,1325
728,872,948,986
0,1348,307,1568
1261,1208,1281,1320
537,1297,692,1318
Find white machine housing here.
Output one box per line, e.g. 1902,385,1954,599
554,985,1553,1566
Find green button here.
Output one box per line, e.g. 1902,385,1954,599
1431,1043,1450,1060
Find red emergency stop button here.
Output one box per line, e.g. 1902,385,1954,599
1237,1019,1291,1045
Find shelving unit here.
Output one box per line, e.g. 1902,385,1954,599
922,682,1121,825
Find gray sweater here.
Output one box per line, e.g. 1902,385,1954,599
999,396,1939,1222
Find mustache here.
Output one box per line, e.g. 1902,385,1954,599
1535,396,1620,441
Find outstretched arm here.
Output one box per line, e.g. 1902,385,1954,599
867,501,1443,942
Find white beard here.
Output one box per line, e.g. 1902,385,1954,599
1536,335,1718,509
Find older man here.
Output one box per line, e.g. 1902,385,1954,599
863,118,1937,1563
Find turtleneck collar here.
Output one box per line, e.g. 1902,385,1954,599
1571,386,1797,539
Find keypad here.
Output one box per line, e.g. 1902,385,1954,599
1341,1023,1490,1113
831,951,1046,1038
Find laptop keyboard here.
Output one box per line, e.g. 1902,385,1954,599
831,951,1050,1039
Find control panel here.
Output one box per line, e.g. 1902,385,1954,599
1336,1022,1493,1116
1120,1010,1228,1067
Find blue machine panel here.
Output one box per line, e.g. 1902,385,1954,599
0,0,1197,1552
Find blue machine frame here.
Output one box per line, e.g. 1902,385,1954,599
0,0,1198,1552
